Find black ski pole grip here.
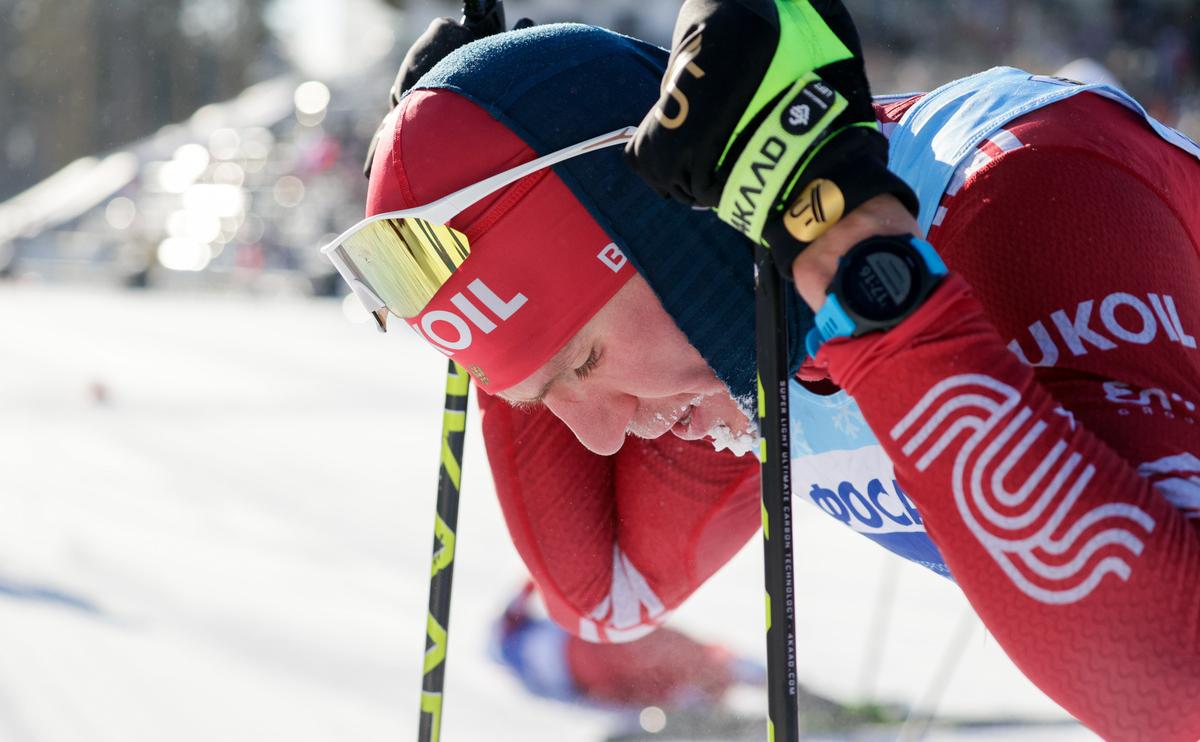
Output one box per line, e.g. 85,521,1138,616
461,0,506,37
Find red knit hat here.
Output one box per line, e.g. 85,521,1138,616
365,89,634,393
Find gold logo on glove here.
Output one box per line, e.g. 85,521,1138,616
656,33,705,130
783,179,845,243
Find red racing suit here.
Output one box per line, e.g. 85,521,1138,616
477,91,1200,740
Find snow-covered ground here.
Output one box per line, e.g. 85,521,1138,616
0,284,1096,741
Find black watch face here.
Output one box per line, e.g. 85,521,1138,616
841,241,923,322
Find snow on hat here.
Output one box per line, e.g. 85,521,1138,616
368,24,812,401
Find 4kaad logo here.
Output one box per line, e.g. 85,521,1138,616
1007,291,1195,367
725,136,785,236
891,373,1155,604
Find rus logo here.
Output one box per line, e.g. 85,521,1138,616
892,373,1155,604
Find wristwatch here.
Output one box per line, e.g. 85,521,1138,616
804,234,948,357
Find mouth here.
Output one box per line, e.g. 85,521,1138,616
670,405,704,440
665,397,760,456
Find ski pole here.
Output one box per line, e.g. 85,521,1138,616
754,245,800,742
462,0,484,18
418,360,470,742
416,10,505,741
461,0,506,35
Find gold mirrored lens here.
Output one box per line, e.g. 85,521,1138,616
341,218,471,318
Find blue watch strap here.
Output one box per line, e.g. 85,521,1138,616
912,236,949,277
805,235,947,356
806,294,855,357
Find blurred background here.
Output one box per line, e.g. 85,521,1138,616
0,1,1196,741
1,0,1196,289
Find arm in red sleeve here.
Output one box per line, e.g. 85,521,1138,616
477,392,760,642
818,127,1200,740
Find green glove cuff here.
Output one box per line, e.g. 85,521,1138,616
717,72,847,242
717,0,854,169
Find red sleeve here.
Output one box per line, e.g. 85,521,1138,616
477,393,760,643
818,114,1200,740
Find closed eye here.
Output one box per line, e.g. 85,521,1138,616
574,348,601,381
503,345,600,411
507,397,543,412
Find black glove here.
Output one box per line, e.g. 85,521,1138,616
392,18,481,105
624,0,917,278
363,4,533,178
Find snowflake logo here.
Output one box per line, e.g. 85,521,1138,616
830,404,862,437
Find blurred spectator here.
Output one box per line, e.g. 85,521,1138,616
854,0,1196,130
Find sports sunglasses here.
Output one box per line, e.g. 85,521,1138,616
322,127,636,332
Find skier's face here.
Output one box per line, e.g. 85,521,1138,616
498,274,754,456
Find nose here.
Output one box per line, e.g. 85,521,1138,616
545,391,636,456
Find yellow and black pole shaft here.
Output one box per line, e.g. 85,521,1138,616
418,360,470,742
754,244,799,742
416,7,503,741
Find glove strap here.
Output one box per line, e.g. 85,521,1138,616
716,72,847,242
763,127,920,280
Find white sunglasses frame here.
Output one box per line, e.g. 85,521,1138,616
321,126,637,331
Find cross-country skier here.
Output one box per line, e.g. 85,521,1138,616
363,14,774,718
333,3,1200,739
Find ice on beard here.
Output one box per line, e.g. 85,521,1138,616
707,420,759,457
